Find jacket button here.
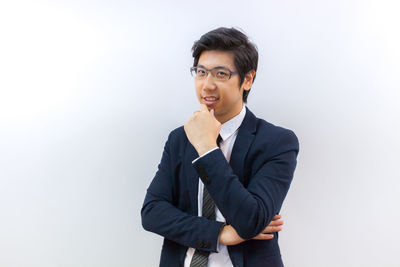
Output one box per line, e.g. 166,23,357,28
204,242,210,248
195,241,202,248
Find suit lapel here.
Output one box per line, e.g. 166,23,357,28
229,107,257,185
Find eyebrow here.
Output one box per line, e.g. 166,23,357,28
197,64,231,70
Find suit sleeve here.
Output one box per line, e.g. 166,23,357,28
141,132,225,252
192,130,299,239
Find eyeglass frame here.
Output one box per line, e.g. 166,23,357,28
190,65,238,81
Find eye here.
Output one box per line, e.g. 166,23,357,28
197,68,206,76
216,71,229,79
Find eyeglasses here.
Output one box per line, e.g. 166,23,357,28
190,66,238,81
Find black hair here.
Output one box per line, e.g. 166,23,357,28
191,27,258,103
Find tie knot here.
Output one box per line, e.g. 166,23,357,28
217,135,223,147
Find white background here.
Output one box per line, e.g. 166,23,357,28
1,0,399,266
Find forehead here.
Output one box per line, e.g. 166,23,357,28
198,50,235,69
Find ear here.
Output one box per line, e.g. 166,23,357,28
243,70,256,91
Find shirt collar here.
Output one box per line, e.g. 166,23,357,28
219,105,246,141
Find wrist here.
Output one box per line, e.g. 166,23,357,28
196,142,218,156
218,225,229,245
218,225,244,246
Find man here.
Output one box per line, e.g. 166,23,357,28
141,27,299,267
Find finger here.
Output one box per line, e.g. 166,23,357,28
193,110,201,115
268,220,284,227
210,109,214,116
262,226,282,233
259,234,274,240
272,214,281,220
200,104,209,113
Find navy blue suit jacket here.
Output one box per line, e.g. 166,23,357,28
141,107,299,267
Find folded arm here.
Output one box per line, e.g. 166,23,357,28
192,130,299,240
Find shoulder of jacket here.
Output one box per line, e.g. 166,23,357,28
165,126,188,147
256,118,294,135
253,117,299,150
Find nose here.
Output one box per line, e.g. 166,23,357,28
202,72,217,92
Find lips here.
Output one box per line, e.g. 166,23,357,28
203,96,219,106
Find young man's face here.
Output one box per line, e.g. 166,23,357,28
195,50,253,124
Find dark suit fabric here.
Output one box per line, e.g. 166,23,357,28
141,107,299,267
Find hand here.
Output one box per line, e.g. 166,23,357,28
218,214,284,246
184,104,221,156
252,214,284,240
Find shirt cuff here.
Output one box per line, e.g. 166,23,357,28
192,147,219,164
215,222,226,253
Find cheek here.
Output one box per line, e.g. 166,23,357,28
196,89,201,100
194,86,200,97
221,96,232,108
195,81,202,95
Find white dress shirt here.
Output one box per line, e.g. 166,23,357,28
184,105,246,267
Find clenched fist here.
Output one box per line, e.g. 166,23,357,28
184,104,221,156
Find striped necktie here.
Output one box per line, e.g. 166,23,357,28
190,135,222,267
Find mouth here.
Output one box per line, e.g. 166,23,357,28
203,96,219,106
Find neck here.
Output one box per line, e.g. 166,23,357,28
216,104,244,124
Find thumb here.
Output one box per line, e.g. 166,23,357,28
200,104,209,113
